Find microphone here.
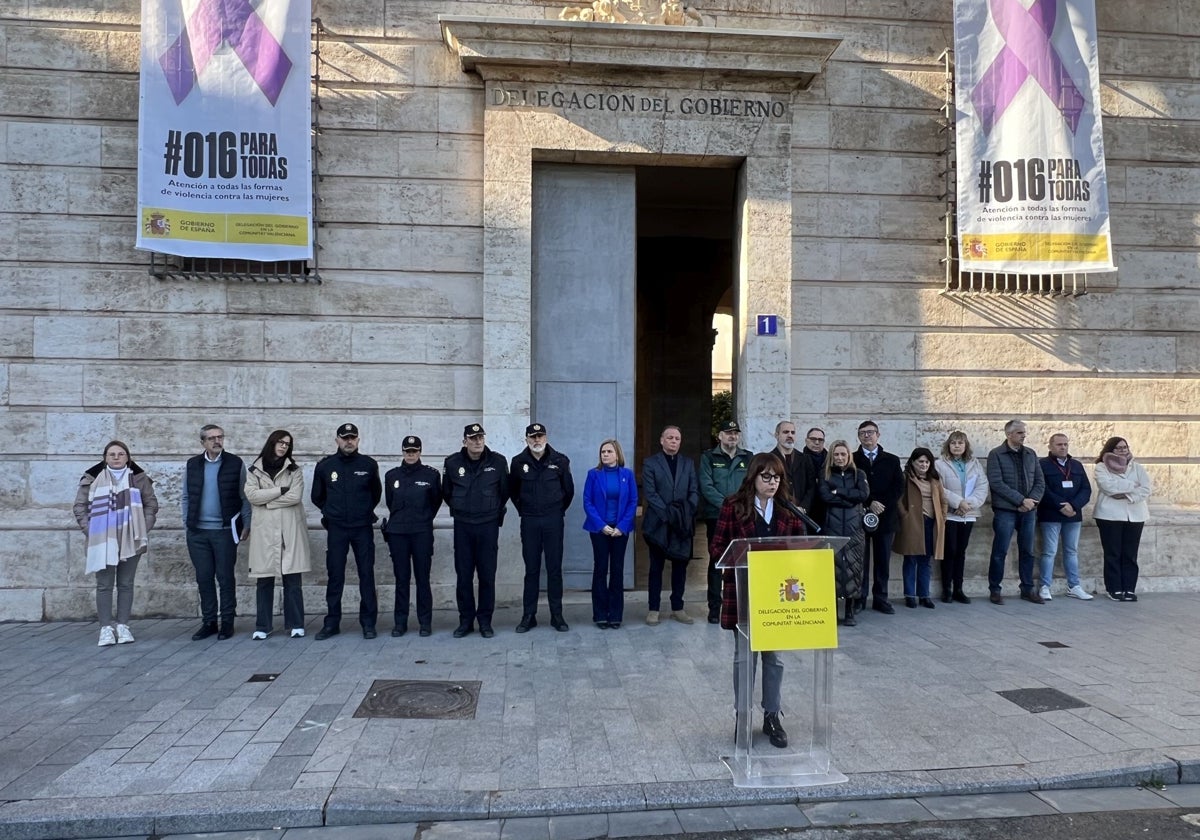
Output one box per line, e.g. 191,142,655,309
777,497,821,534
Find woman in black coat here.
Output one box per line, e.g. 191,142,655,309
818,440,869,626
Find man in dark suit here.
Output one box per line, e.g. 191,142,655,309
642,425,699,626
769,420,815,513
852,419,904,614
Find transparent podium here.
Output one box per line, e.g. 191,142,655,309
716,535,849,788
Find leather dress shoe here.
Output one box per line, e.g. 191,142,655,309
515,615,537,633
1020,589,1045,604
391,627,406,637
919,597,936,609
191,622,218,641
362,628,377,639
989,592,1005,605
762,711,788,749
550,615,569,632
452,623,473,638
479,625,495,638
941,591,952,604
905,596,918,608
315,627,340,640
953,590,972,604
872,599,895,615
217,623,234,640
419,626,432,637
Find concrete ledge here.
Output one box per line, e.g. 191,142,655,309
151,789,327,834
325,788,491,825
0,795,158,840
1165,746,1200,784
1025,750,1179,790
489,784,646,817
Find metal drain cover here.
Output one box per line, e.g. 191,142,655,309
997,687,1088,713
353,679,481,719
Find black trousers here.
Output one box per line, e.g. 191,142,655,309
186,528,238,624
255,574,304,633
454,520,500,626
386,530,434,629
323,523,377,631
942,520,974,593
647,541,688,611
520,515,565,617
859,528,894,603
704,519,722,614
1097,519,1144,595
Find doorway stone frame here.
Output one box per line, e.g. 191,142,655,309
442,16,841,452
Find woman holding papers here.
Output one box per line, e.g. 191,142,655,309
73,441,160,647
934,431,989,604
244,430,311,639
712,452,807,749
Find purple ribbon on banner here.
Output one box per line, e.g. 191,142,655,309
159,0,293,106
971,0,1084,135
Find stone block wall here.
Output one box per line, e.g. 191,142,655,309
0,0,1197,619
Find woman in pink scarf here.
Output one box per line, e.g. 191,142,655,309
72,441,160,646
1092,437,1151,602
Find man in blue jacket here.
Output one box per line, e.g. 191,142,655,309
509,423,575,632
1037,433,1093,602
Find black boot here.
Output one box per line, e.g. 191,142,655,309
843,600,857,627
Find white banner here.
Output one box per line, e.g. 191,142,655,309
954,0,1113,273
137,0,313,260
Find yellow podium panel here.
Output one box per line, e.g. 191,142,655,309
746,548,837,652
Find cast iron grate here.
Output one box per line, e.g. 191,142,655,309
353,679,481,720
247,673,279,683
997,687,1088,713
1039,641,1070,649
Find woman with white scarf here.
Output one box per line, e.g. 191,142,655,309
1093,436,1152,602
72,441,159,646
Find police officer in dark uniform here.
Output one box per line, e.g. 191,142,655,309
443,423,508,638
382,435,442,637
509,422,575,633
311,423,383,639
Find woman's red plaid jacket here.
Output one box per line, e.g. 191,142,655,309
711,499,806,630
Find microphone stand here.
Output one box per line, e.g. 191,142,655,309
777,497,821,534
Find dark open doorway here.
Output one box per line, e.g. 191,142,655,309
633,165,739,585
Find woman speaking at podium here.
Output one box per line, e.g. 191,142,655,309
711,452,807,749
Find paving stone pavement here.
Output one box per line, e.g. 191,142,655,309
0,592,1198,839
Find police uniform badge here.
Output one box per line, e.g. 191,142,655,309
331,471,338,482
394,480,400,488
458,467,465,476
523,464,529,473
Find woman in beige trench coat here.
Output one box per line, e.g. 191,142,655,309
244,430,311,639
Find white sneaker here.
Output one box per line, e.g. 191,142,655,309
252,630,269,640
290,628,305,638
116,624,135,644
1039,585,1052,601
98,626,116,647
1067,584,1094,600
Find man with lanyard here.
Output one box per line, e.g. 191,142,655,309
182,424,250,641
509,422,575,632
312,423,383,639
1037,433,1093,602
444,423,509,638
699,420,751,623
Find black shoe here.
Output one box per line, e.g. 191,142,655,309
855,598,867,612
315,627,340,640
953,590,972,604
362,628,377,639
419,626,432,637
762,711,788,749
843,610,857,627
515,615,537,633
1020,589,1045,605
479,625,495,638
217,623,234,640
990,592,1005,605
453,623,473,638
920,598,936,609
595,621,609,629
905,597,918,609
873,600,894,614
550,615,569,632
941,590,952,604
191,622,218,641
1124,592,1138,602
391,626,406,637
707,608,720,624
608,622,620,629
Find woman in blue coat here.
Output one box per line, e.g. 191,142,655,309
583,439,638,628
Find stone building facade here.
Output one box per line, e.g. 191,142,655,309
1,0,1196,620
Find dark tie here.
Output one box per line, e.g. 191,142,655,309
868,451,876,464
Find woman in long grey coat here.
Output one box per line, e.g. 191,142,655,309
818,440,869,626
244,430,311,639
